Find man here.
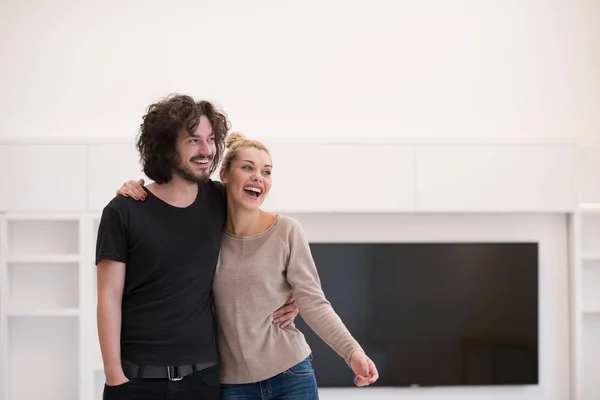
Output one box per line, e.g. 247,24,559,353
96,94,298,400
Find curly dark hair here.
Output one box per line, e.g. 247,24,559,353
136,94,230,184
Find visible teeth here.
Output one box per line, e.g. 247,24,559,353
245,187,262,194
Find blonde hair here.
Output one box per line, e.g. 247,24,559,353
221,131,270,172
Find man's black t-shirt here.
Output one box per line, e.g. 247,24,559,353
95,180,226,366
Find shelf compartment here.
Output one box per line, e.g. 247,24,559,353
6,308,80,317
7,262,79,313
582,260,600,312
581,313,600,399
7,254,80,263
581,214,600,254
7,316,79,400
94,370,105,400
90,306,104,371
7,219,79,255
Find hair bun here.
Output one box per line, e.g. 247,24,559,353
226,131,247,149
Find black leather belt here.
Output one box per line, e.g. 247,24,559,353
122,361,217,381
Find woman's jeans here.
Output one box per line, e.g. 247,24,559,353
220,355,319,400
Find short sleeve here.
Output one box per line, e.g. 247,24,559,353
95,205,128,265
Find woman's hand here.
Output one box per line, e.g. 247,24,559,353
272,296,299,329
117,179,146,200
349,350,379,387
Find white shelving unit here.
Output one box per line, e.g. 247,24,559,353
0,213,103,400
0,215,82,400
0,214,6,400
571,143,600,400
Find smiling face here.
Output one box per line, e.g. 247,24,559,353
174,115,216,183
220,146,273,210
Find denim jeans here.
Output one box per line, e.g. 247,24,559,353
220,355,319,400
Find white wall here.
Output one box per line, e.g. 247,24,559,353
0,0,599,144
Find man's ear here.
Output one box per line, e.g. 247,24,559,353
219,168,227,183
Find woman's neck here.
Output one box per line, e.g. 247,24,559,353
225,203,265,237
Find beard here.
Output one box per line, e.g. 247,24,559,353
174,155,213,184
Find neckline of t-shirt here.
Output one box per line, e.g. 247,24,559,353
142,184,201,210
224,214,281,240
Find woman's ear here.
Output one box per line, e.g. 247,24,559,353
219,167,227,183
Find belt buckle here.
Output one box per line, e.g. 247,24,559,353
167,365,183,381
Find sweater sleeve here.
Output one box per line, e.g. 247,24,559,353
284,217,364,365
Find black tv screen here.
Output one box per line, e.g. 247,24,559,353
293,243,538,387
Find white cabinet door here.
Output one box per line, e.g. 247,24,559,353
415,145,575,212
0,144,87,212
261,143,415,213
576,144,600,206
87,144,150,211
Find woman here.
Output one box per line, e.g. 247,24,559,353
117,132,379,398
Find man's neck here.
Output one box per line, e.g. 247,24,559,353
147,175,199,208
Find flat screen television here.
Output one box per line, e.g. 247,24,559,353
293,242,538,387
